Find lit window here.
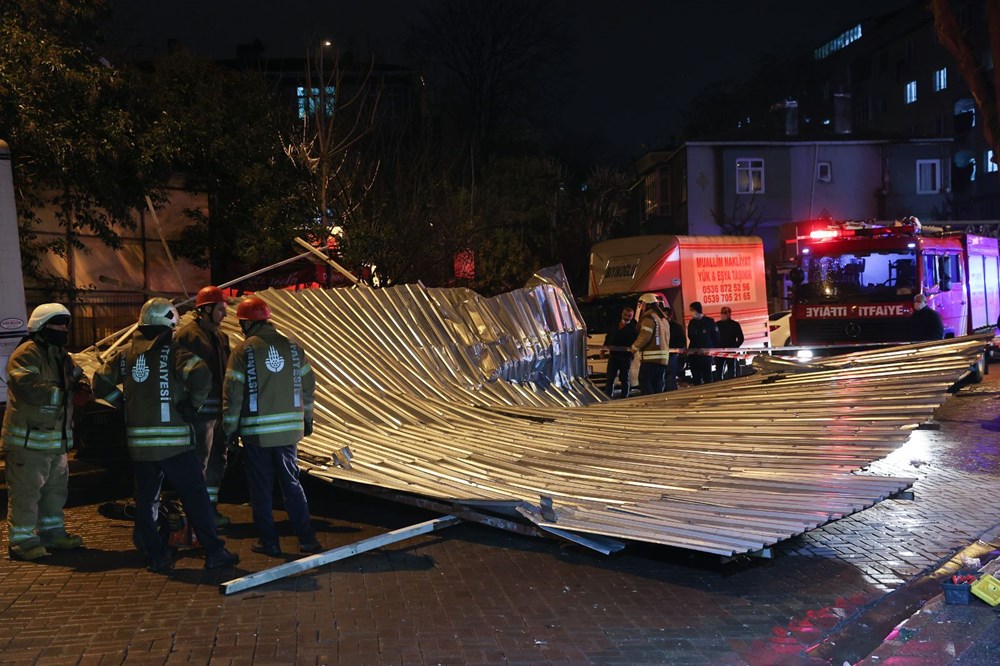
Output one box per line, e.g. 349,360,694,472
736,158,765,194
934,68,947,91
916,159,941,194
905,81,917,104
988,150,998,173
644,171,659,218
297,86,336,119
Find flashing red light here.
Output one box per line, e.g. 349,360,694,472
809,229,839,240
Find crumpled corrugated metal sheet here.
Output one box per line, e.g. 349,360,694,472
228,271,989,557
72,267,988,556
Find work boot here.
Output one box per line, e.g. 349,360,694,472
299,540,323,555
204,546,239,569
251,540,281,557
41,533,84,550
9,544,50,561
147,551,175,574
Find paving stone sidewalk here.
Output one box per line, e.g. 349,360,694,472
0,370,998,664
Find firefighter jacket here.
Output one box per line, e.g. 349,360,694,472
631,311,671,365
174,314,231,418
222,322,315,448
688,316,720,350
1,338,83,453
92,329,210,462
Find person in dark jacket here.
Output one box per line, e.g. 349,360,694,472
93,298,239,574
223,296,321,557
687,301,720,385
663,306,687,391
175,285,232,527
910,293,944,341
603,307,638,398
715,307,745,381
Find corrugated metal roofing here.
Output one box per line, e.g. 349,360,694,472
234,279,989,557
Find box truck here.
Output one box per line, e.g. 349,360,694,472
581,235,770,377
0,140,29,406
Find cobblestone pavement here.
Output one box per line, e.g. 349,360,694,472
1,370,999,665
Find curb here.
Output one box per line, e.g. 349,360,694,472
803,524,1000,664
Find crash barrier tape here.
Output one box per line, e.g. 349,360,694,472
596,340,957,358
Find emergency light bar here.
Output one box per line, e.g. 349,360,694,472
799,218,924,242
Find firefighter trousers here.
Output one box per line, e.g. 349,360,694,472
132,449,224,562
192,417,228,505
5,446,70,550
243,443,316,548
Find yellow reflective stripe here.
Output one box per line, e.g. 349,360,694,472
641,325,654,333
241,412,302,426
243,423,303,435
9,366,39,379
226,369,245,383
300,364,313,376
642,351,670,359
128,437,190,447
127,426,190,436
182,355,202,379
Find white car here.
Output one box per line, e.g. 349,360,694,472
768,310,791,348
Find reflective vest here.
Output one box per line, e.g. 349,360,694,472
93,329,210,462
633,312,671,365
1,338,82,452
223,322,315,448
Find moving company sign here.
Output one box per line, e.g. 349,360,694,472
692,252,757,305
801,304,911,318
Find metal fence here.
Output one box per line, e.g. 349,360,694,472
25,290,145,351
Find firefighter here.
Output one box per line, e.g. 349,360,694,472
223,296,322,557
629,293,671,395
2,303,86,561
92,298,239,573
175,285,232,527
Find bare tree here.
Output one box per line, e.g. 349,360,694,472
712,195,764,235
932,0,1000,172
577,166,632,247
282,42,382,237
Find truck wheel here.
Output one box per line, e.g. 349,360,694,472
969,352,987,384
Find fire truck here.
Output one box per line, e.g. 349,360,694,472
780,218,1000,368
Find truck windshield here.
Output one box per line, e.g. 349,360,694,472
800,248,917,301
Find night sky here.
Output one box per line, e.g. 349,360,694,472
111,0,916,165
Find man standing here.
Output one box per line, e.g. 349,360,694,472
910,293,945,341
715,307,745,381
687,301,720,385
662,306,687,391
603,307,638,398
223,296,321,557
629,293,671,395
92,298,238,573
2,304,85,561
175,285,232,527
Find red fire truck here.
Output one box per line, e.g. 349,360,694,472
780,218,1000,364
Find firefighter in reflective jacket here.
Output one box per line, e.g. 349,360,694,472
629,293,672,395
222,295,322,557
2,303,86,560
92,298,238,573
174,285,232,526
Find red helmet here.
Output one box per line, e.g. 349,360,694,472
236,296,271,321
195,285,226,307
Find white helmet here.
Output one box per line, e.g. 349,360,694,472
637,293,661,305
139,297,179,329
28,303,71,332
